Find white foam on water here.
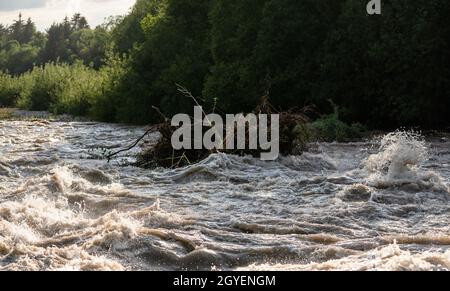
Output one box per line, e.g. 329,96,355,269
2,120,450,271
0,164,154,270
239,243,450,271
0,192,146,270
364,131,449,193
49,166,131,198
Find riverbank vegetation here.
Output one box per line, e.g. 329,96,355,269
1,0,449,135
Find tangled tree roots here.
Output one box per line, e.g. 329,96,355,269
136,120,210,168
105,94,311,169
129,96,311,169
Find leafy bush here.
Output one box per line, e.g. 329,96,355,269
0,72,20,106
89,52,130,121
308,112,367,142
2,62,108,117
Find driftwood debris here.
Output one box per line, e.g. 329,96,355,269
107,88,311,169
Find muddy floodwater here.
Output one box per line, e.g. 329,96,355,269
0,119,449,271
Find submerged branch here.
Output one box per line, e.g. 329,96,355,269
106,106,170,162
106,125,158,162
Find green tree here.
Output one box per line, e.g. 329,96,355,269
10,13,25,43
111,0,164,53
69,27,110,68
203,0,268,114
320,0,450,128
71,13,89,30
40,14,94,65
40,21,72,63
23,18,37,43
111,0,211,123
0,24,8,37
255,0,344,109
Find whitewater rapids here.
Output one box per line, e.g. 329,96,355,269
0,120,449,271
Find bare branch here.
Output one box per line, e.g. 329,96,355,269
107,125,158,162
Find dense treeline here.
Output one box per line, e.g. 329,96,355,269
1,0,449,129
0,13,110,74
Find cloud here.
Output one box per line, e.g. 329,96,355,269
0,0,48,11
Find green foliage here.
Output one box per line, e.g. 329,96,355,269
8,14,36,44
204,0,343,113
40,15,109,68
68,27,111,69
89,52,130,121
319,0,450,128
202,0,266,114
1,0,449,130
1,13,110,74
308,108,367,142
0,42,40,74
107,0,449,129
111,0,164,54
0,71,20,106
1,15,43,74
108,0,212,124
0,63,107,117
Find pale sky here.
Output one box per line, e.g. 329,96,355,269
0,0,136,30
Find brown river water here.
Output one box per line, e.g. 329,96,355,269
0,119,449,271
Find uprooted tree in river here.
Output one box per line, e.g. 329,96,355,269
107,86,312,168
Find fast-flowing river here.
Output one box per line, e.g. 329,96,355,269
0,119,449,271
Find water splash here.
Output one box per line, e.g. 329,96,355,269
366,131,427,179
364,131,449,193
